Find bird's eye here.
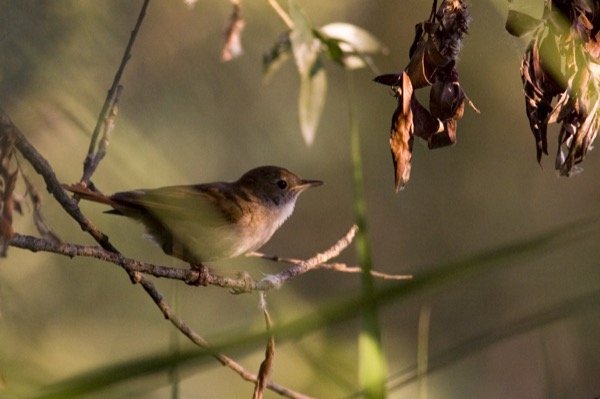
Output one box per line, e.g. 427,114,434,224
276,179,288,189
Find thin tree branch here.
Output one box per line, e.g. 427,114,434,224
8,223,369,292
266,0,294,30
2,112,310,398
7,233,253,290
255,225,359,290
1,108,118,253
250,251,413,280
253,293,275,399
82,0,150,184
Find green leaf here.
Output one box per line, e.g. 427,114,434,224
319,22,387,70
320,22,385,54
312,28,346,66
288,0,320,77
298,60,327,145
287,0,327,145
262,32,292,83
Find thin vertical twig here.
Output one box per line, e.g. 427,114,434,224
81,0,150,184
266,0,294,30
253,293,275,399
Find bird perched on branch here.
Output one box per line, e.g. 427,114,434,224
64,166,323,265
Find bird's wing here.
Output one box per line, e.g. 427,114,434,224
109,183,245,228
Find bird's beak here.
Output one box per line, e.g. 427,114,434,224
299,179,324,190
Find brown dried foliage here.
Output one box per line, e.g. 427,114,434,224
0,125,60,256
375,0,475,191
507,0,600,176
222,0,245,62
0,131,17,255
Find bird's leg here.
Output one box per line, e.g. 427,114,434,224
186,263,211,286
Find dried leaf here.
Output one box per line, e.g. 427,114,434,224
0,131,17,256
376,0,475,190
0,171,17,242
23,174,61,244
505,10,543,37
557,99,599,175
411,96,443,142
521,44,552,162
221,0,245,62
429,118,458,149
389,72,414,191
373,73,403,87
405,41,440,89
547,90,571,124
513,0,599,173
429,74,465,121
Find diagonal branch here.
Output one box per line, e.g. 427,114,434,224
2,112,310,398
1,108,117,253
137,279,313,399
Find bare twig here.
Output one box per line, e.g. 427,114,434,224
21,171,61,244
81,0,150,184
0,2,314,397
2,112,309,397
253,293,275,399
249,225,413,282
7,233,255,290
8,235,309,398
138,277,312,399
255,225,358,290
266,0,294,30
85,84,123,178
320,263,413,280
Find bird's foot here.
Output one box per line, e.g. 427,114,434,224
186,263,211,286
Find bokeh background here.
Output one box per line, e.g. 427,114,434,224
1,1,599,398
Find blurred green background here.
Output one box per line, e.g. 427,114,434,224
1,1,599,398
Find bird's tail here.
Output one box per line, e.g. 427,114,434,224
62,183,115,207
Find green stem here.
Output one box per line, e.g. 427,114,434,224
347,71,387,399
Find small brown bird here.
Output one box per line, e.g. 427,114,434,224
64,166,323,264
